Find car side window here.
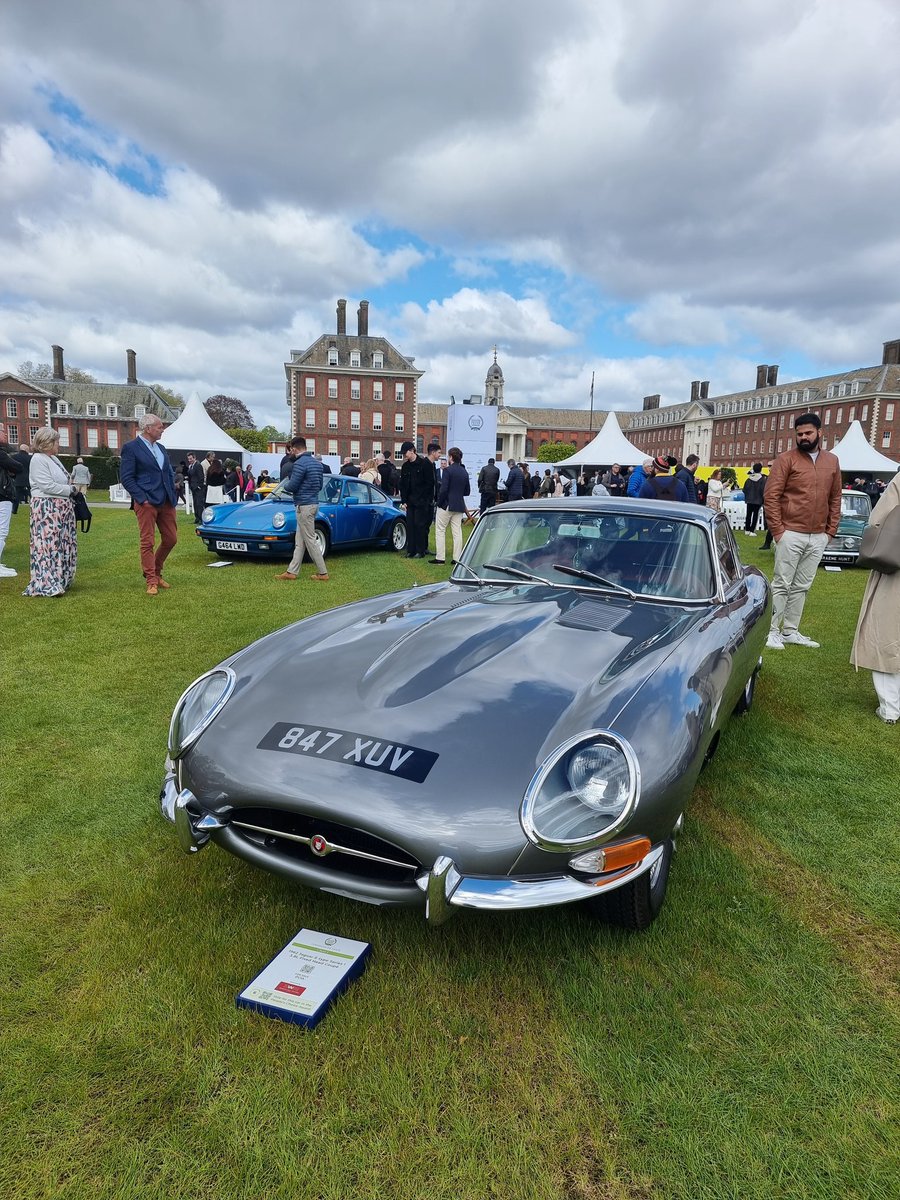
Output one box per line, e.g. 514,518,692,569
344,480,371,504
322,477,342,503
714,518,740,587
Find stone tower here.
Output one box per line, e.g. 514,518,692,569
484,345,504,407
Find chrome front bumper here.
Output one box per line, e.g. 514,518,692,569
160,773,663,925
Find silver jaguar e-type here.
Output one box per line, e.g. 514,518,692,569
161,499,770,929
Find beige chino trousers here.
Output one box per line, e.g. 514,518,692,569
770,529,828,636
287,503,327,575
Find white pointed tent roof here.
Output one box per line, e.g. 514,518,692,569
160,391,247,455
556,411,647,467
830,420,899,472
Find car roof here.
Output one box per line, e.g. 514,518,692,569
495,497,719,524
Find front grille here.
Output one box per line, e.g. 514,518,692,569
230,807,422,884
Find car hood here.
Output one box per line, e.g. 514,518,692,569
186,583,706,870
200,497,292,531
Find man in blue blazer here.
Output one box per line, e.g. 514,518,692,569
120,413,178,595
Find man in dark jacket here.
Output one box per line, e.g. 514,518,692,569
279,450,294,480
504,458,524,500
430,447,470,564
674,454,699,504
743,463,766,533
120,413,179,595
11,444,31,513
275,436,328,582
603,464,627,497
399,440,435,558
639,456,689,502
186,453,206,523
376,453,397,495
477,457,500,512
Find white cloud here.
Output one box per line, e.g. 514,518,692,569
396,289,577,355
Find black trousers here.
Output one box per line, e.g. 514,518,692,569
480,492,497,514
745,503,762,532
191,487,207,523
408,504,432,555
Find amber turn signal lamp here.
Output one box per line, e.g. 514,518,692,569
597,837,651,876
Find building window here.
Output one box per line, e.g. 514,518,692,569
134,405,146,418
753,419,758,432
350,440,360,460
836,407,843,423
395,383,405,402
305,377,315,397
106,404,118,418
87,428,98,447
824,410,831,424
886,403,895,421
394,413,404,432
350,380,360,400
372,381,382,403
328,348,338,366
803,388,811,403
372,411,382,431
328,410,338,430
57,426,69,447
305,408,316,428
350,411,360,430
57,402,68,415
780,414,785,429
328,379,338,399
778,439,783,452
861,405,869,421
28,399,40,418
6,399,17,417
883,432,892,448
849,407,855,422
86,403,98,418
306,438,316,454
373,351,383,369
328,439,338,456
350,350,360,368
107,430,119,450
29,426,40,441
826,384,835,399
851,380,861,395
7,424,17,443
752,441,757,455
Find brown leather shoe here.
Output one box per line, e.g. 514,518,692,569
157,579,171,589
274,571,298,580
311,573,329,581
146,583,158,596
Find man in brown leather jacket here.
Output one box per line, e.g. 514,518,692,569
763,413,842,650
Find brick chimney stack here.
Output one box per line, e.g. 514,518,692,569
52,345,65,381
690,381,700,403
337,299,347,336
700,381,709,399
357,300,369,337
766,365,779,387
126,348,137,385
756,365,768,389
642,394,660,410
882,339,900,365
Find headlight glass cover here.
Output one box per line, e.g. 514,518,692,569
168,668,236,758
272,510,286,529
520,731,640,852
201,507,214,523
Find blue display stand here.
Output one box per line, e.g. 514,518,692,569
236,928,372,1029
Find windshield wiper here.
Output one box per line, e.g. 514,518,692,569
551,564,636,599
483,561,547,584
451,558,484,580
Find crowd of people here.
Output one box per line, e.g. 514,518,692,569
2,411,897,725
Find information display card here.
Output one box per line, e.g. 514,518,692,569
236,928,372,1029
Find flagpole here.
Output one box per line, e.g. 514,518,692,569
589,371,595,432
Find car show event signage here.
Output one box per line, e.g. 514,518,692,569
447,403,498,499
236,928,372,1029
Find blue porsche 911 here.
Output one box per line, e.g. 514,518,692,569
197,476,408,559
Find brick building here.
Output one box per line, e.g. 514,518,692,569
626,339,900,466
1,346,178,454
284,300,424,461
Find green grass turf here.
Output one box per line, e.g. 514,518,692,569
0,509,897,1200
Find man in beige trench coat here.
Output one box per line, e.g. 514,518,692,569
851,472,900,724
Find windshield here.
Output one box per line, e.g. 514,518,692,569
840,493,870,520
269,476,344,504
456,508,716,600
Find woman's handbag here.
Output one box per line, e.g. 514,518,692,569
857,504,900,574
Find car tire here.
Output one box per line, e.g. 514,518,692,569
587,836,673,931
387,519,408,552
732,661,761,716
313,524,331,558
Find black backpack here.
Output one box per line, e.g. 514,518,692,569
72,491,92,532
649,476,680,502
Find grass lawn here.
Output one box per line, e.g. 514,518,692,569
1,507,897,1200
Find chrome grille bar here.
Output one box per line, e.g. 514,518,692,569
231,820,414,871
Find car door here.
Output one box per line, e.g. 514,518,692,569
340,479,381,543
712,516,758,712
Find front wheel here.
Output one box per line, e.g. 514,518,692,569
733,660,761,716
587,837,673,931
313,524,331,558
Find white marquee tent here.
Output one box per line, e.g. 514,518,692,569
556,411,647,468
830,420,898,473
160,391,247,460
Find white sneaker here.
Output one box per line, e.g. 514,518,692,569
746,531,757,536
782,632,820,648
0,564,18,577
765,631,784,650
876,707,898,725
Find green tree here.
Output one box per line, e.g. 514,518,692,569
225,428,270,453
537,440,577,463
150,383,184,411
205,394,255,430
258,424,289,443
720,466,739,490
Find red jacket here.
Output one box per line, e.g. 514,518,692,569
763,447,842,540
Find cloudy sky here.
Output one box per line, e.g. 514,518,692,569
1,0,898,429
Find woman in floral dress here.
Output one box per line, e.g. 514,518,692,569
24,427,78,597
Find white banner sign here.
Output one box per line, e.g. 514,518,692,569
447,404,498,501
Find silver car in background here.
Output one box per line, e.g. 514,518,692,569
161,500,770,929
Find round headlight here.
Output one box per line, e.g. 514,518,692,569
201,507,214,523
272,511,286,529
520,731,640,853
168,668,235,758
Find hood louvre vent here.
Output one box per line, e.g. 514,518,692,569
557,600,628,632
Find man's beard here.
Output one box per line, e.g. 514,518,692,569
797,435,820,453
